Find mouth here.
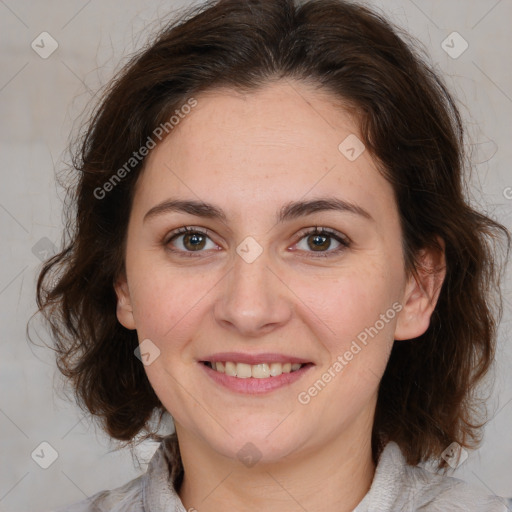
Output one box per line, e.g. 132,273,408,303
201,360,313,379
200,359,315,394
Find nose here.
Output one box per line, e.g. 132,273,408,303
213,244,293,337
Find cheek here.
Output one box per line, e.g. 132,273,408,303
294,266,400,348
302,274,399,405
128,263,220,348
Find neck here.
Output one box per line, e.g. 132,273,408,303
175,414,376,512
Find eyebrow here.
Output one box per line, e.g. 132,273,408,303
143,197,373,224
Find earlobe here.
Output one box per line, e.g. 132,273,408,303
114,273,136,330
394,240,446,341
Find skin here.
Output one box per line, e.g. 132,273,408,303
115,79,445,512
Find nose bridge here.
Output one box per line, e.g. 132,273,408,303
214,237,292,335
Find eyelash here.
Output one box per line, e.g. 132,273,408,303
163,226,351,258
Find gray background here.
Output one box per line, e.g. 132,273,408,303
0,1,511,511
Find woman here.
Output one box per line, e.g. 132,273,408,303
36,0,510,510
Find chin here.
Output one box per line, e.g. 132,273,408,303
206,429,300,466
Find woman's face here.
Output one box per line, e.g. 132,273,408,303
115,80,435,464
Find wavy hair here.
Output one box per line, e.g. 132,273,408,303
33,0,510,473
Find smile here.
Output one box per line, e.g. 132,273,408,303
202,361,304,378
200,361,315,394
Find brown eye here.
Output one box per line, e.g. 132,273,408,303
165,227,217,254
294,227,350,257
306,232,332,251
181,232,207,251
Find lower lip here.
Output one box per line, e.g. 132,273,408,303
199,362,315,394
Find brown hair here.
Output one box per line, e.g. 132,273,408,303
33,0,510,472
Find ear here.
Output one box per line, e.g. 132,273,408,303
113,271,136,330
394,239,446,341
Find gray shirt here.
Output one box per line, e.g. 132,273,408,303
55,436,508,511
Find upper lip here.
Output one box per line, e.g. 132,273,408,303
200,352,313,365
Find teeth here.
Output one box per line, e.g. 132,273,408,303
224,361,236,376
252,363,270,378
236,362,252,379
209,361,304,378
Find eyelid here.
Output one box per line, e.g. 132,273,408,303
164,225,351,257
294,226,351,245
163,226,220,258
164,226,212,243
290,226,351,257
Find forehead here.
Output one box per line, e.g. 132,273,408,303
167,81,359,169
132,80,396,223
